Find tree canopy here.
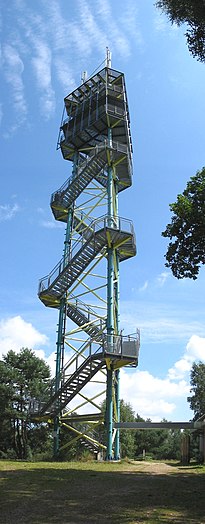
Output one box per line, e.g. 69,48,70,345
162,167,205,279
135,415,181,460
187,361,205,420
155,0,205,62
0,348,200,461
0,348,51,459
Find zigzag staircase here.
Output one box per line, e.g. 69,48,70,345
51,140,132,222
38,216,135,308
61,422,106,455
65,295,105,339
35,62,139,458
39,353,105,418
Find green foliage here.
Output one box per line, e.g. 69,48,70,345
119,400,136,458
98,399,136,458
135,416,181,460
187,361,205,420
58,423,90,461
155,0,205,62
162,167,205,279
0,348,51,459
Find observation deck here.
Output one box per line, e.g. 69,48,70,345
57,67,132,165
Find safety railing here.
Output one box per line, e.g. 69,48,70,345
103,332,140,359
64,81,123,109
60,101,127,136
51,138,132,205
29,330,139,416
38,215,135,294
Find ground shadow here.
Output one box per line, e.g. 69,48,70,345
0,464,205,523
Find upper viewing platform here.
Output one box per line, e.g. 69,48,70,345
57,66,133,162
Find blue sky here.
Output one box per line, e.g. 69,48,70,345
1,0,205,422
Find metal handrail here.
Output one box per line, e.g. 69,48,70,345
61,101,126,132
38,215,134,294
103,332,140,358
51,139,132,204
29,331,139,415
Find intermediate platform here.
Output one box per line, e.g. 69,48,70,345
38,215,136,308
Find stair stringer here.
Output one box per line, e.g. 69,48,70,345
40,353,105,417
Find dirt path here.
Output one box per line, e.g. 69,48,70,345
129,460,180,475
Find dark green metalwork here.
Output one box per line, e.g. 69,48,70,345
37,57,139,458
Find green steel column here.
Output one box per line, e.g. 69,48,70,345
53,298,66,456
114,257,120,459
114,173,120,460
114,369,120,459
106,127,114,460
106,367,113,460
53,151,78,457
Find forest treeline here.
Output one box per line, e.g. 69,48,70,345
0,348,203,462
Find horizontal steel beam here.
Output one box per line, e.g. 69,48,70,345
113,422,196,430
61,413,104,423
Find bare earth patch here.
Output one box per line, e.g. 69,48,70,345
130,460,180,474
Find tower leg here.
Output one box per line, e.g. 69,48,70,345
106,127,114,459
106,368,113,460
53,151,78,458
53,416,60,457
53,299,66,457
114,369,120,460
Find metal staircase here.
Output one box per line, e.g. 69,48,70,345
66,298,104,339
39,353,105,417
61,422,106,455
36,55,139,458
51,140,132,223
39,215,135,308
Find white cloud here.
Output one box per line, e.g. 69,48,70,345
0,203,19,221
168,335,205,381
153,11,169,33
46,348,77,378
120,300,205,343
40,218,64,229
2,44,27,130
153,10,179,33
137,272,169,295
54,57,76,93
0,315,48,359
186,335,205,361
120,368,189,421
94,0,130,58
168,358,192,380
9,3,55,120
156,271,169,287
139,280,148,292
0,314,194,421
77,0,107,55
31,41,55,118
119,0,143,48
1,0,144,135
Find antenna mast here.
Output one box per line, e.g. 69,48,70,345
106,47,112,68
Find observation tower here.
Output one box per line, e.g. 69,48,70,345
36,50,140,459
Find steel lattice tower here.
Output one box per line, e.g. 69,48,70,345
37,52,139,459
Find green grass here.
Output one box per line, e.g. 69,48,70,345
0,460,205,523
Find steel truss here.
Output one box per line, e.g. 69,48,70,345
35,57,140,459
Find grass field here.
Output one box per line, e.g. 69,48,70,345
0,459,205,523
